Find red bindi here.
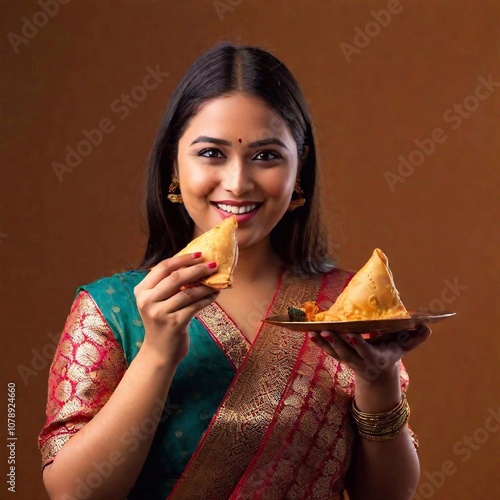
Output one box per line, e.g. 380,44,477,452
238,138,242,143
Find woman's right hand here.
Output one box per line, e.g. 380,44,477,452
134,252,219,365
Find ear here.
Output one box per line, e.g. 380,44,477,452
172,160,179,178
297,145,309,177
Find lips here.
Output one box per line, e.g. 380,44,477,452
211,201,262,222
211,201,262,214
215,203,257,215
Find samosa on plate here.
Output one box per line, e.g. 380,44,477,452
315,248,410,321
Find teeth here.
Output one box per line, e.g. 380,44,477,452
216,203,257,215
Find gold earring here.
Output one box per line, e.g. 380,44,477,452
287,178,306,211
167,174,183,203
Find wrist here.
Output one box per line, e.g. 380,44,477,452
354,363,402,413
136,339,182,373
351,393,410,443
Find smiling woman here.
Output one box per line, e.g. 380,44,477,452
38,42,429,500
176,93,298,248
139,43,328,275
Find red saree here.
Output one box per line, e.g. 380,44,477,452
170,268,366,499
39,268,411,499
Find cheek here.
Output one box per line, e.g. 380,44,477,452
179,166,216,197
264,171,295,199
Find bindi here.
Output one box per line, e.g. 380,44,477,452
238,138,242,143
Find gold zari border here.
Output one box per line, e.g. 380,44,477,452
170,270,323,499
197,302,249,369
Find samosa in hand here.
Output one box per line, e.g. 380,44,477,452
175,215,238,289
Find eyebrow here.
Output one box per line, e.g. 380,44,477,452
190,136,289,150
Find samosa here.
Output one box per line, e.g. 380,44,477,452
315,248,410,321
175,215,238,289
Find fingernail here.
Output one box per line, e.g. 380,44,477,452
321,334,334,342
349,337,358,346
206,261,217,269
192,251,202,258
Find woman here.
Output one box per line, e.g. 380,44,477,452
39,43,430,499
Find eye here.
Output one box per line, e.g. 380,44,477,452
198,148,226,159
253,150,282,162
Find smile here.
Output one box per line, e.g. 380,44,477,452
214,203,259,215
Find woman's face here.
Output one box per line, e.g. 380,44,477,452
176,93,299,249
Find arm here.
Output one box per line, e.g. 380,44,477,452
346,364,419,500
43,341,178,499
42,253,220,499
309,326,431,499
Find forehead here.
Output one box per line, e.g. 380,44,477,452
180,93,294,144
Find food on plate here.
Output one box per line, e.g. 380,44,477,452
288,248,410,322
175,215,238,289
287,301,320,321
316,248,410,321
287,307,307,322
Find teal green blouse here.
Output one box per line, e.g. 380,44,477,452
78,270,236,498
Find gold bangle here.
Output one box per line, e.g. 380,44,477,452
351,393,410,442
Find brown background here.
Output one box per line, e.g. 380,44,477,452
1,1,499,498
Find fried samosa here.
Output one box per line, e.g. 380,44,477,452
315,248,410,321
175,215,238,289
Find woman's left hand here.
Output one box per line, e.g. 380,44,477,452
308,325,431,383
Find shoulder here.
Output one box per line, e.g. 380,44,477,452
76,268,150,292
75,269,149,300
287,267,354,290
322,267,355,279
312,267,355,288
74,269,149,364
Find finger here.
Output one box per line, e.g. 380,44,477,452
320,331,355,355
137,252,204,291
181,281,202,290
319,331,365,367
308,332,341,359
149,262,219,302
338,333,381,361
165,284,219,312
153,290,220,335
179,290,221,319
340,332,407,370
400,325,432,352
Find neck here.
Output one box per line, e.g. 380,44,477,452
233,237,282,285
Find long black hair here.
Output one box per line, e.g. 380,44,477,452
138,42,335,274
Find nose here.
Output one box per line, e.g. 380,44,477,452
221,159,254,196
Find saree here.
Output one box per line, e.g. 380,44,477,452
38,267,410,499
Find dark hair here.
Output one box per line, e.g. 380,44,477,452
138,42,335,274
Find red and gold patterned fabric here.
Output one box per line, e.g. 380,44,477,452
38,291,127,469
39,268,414,499
169,269,354,499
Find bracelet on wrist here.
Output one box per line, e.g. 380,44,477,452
351,393,410,442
